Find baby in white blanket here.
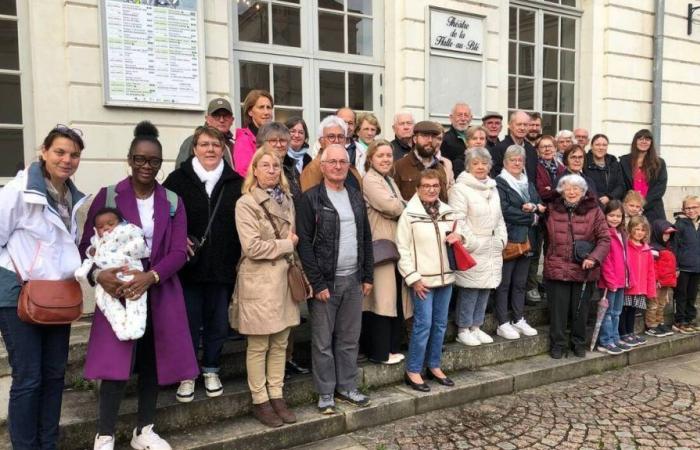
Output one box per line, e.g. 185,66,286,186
75,207,150,341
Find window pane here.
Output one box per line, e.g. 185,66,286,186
238,1,269,44
347,16,372,56
239,62,270,102
0,2,17,15
508,42,516,75
561,18,576,49
543,47,558,79
272,5,301,47
509,8,517,40
542,113,557,136
560,50,575,81
518,78,534,110
348,0,372,15
274,107,303,124
0,74,22,123
0,20,20,71
560,114,574,131
562,0,576,7
542,81,558,112
273,65,302,106
508,76,517,109
318,0,343,11
318,12,344,53
519,10,535,43
319,70,345,109
518,44,534,77
0,129,24,177
543,14,558,47
560,82,574,113
348,72,372,110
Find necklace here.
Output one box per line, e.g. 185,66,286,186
133,184,155,200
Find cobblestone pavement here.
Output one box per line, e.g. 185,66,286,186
344,365,700,450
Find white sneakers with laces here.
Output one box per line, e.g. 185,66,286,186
497,322,521,340
512,318,538,336
456,329,481,346
176,379,195,403
203,372,224,397
93,434,114,450
471,327,494,344
130,424,172,450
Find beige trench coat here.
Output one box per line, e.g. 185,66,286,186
231,187,300,335
362,168,409,317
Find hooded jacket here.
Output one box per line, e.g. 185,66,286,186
625,239,657,298
650,219,677,287
672,213,700,273
598,227,631,290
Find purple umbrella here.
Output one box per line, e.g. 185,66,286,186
590,289,610,351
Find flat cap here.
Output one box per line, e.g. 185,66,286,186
482,111,503,121
207,97,233,115
413,120,444,135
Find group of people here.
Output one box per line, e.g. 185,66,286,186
1,91,698,450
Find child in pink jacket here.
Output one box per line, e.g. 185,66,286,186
619,216,657,347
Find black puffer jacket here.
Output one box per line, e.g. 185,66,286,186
296,182,374,294
163,156,244,284
496,176,542,245
672,214,700,273
283,152,312,209
583,151,625,201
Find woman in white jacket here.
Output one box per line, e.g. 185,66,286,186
397,169,463,392
0,125,88,448
448,148,508,346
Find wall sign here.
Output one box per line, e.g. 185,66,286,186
430,10,483,55
100,0,205,110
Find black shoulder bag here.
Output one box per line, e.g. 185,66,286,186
567,211,594,264
188,186,225,266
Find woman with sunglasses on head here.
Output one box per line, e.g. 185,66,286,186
81,121,198,450
619,129,668,222
0,125,88,449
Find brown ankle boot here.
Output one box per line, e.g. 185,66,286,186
270,398,297,424
252,401,283,427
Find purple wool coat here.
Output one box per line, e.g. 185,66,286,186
80,178,199,385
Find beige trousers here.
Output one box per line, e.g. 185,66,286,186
246,327,291,404
645,286,671,328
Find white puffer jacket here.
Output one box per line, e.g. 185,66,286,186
448,171,507,289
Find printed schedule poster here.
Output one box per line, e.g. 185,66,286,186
102,0,204,108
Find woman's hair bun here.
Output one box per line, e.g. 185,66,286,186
133,121,159,139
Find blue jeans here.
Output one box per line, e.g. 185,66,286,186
597,288,624,346
0,307,70,450
406,285,452,373
456,287,490,328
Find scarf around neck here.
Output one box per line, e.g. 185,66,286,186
498,168,530,202
192,157,224,197
287,147,307,174
539,158,559,184
265,185,285,205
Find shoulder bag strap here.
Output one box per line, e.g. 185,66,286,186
198,186,225,247
259,201,295,265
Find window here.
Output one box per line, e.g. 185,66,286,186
508,2,579,135
0,1,24,178
233,0,383,139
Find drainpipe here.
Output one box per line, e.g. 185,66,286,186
651,0,665,145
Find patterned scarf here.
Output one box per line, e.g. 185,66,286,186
539,158,559,184
422,200,441,221
266,185,285,205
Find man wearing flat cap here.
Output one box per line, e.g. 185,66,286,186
482,111,503,150
393,120,449,202
175,97,236,169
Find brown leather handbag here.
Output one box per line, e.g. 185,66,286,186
372,239,400,266
502,239,532,262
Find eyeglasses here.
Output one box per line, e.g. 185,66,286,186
321,159,350,167
257,162,281,172
419,183,441,191
684,205,700,211
196,141,223,149
130,155,163,168
289,129,305,136
54,124,84,137
266,138,289,147
322,134,346,143
210,111,232,120
538,145,555,150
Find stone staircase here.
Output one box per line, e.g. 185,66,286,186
1,297,699,449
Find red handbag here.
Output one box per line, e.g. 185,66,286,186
446,221,477,271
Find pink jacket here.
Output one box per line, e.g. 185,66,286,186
625,240,657,298
598,227,632,290
233,127,257,178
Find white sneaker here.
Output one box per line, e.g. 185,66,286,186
381,353,404,365
456,329,481,346
497,322,521,340
94,434,115,450
512,318,538,336
130,424,172,450
472,327,494,344
203,373,223,397
176,379,195,403
389,352,405,362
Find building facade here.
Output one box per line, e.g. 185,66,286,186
2,0,699,215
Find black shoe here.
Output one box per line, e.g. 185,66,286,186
572,347,586,358
550,347,563,359
286,360,310,375
425,369,455,387
404,373,430,392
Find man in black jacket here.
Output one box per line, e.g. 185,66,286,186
490,110,538,181
440,102,472,163
482,111,503,150
297,144,374,414
390,111,415,161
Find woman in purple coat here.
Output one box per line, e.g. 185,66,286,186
80,122,198,450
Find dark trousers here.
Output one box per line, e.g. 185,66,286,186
619,305,638,337
674,271,700,324
527,225,544,291
0,307,70,450
360,271,405,362
98,310,158,436
183,282,233,371
495,256,530,325
546,280,588,351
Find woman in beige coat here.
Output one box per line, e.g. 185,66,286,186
360,139,406,365
232,147,300,428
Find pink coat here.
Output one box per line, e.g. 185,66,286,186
625,240,657,298
233,127,257,178
598,227,633,290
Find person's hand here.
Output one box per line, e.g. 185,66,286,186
362,283,373,296
96,267,128,298
582,258,595,270
119,270,156,301
314,288,331,302
186,237,195,257
445,232,461,245
412,280,430,300
599,196,610,205
609,288,617,292
537,204,546,213
288,230,299,247
88,247,96,257
521,203,536,213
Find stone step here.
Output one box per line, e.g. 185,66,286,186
120,331,700,450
